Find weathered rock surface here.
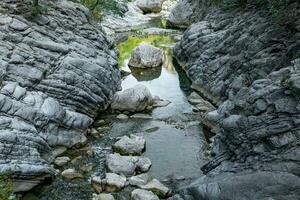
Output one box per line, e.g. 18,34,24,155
136,0,163,13
0,0,120,191
106,153,152,176
140,179,171,198
131,189,160,200
112,135,146,155
129,173,151,187
54,156,70,167
174,0,300,199
103,173,126,192
111,85,153,112
166,0,198,28
128,42,163,68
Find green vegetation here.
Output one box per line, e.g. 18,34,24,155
71,0,124,21
0,172,19,200
117,34,173,67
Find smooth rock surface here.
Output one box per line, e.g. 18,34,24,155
103,173,126,192
61,169,83,179
92,193,115,200
111,85,153,112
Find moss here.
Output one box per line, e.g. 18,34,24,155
0,172,19,200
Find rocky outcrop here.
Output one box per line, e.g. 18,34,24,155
0,0,120,191
173,0,300,199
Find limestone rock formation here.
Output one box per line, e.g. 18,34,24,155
173,0,300,199
0,0,120,191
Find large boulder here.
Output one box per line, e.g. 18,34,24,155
111,85,153,112
0,0,120,191
128,42,163,68
136,0,162,13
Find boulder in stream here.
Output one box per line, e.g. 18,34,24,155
111,85,153,113
112,135,146,155
128,42,163,68
136,0,163,13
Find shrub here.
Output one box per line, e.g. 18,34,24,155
0,172,19,200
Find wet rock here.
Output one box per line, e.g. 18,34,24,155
92,193,115,200
111,85,153,113
61,169,83,179
140,179,171,198
128,42,163,68
103,173,127,192
131,189,160,200
106,153,137,176
129,173,151,187
136,0,162,13
112,135,146,155
54,156,70,167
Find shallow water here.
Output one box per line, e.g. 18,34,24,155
22,30,208,200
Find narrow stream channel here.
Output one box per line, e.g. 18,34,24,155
22,19,210,200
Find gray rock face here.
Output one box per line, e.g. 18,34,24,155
136,0,162,13
174,1,300,199
111,85,153,112
166,0,196,28
129,42,163,68
0,0,120,191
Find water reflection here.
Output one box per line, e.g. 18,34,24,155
129,66,162,81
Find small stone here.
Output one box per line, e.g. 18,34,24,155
106,153,137,176
136,0,162,13
129,173,151,187
131,189,159,200
116,114,129,119
112,135,146,155
136,157,152,173
80,163,95,173
140,179,171,198
71,156,82,164
61,169,83,179
153,99,171,107
131,113,153,119
104,173,126,192
54,156,70,167
94,119,106,126
92,193,115,200
92,176,103,193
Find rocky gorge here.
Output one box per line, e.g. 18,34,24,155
0,0,299,199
